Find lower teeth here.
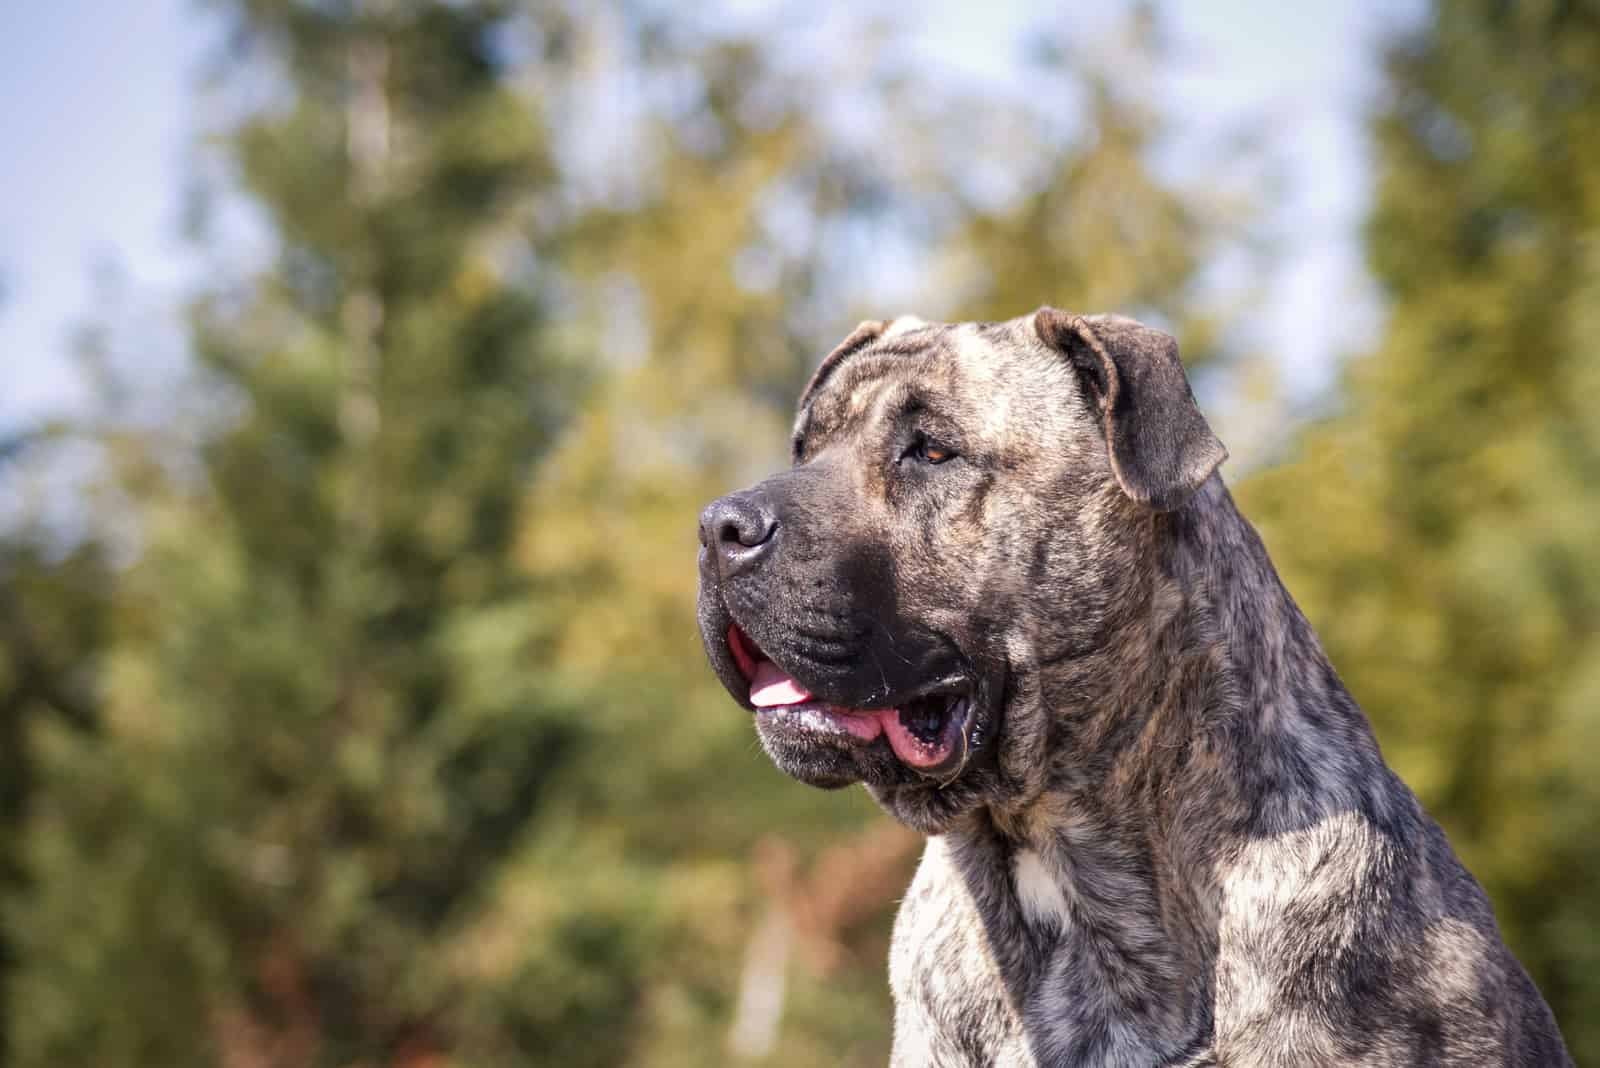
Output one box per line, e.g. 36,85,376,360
901,698,951,743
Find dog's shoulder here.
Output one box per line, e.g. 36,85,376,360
1210,785,1571,1066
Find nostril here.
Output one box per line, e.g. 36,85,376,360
712,501,774,548
721,516,776,549
703,493,778,571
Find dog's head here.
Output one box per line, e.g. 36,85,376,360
697,309,1225,832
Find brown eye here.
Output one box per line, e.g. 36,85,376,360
898,435,958,467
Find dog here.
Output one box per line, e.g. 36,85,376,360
696,309,1572,1066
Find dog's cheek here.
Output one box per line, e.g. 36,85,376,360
992,670,1052,803
891,505,998,632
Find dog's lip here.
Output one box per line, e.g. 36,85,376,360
726,622,762,685
724,622,978,776
724,622,970,708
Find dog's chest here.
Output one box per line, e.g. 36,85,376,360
889,837,1209,1068
889,838,1036,1067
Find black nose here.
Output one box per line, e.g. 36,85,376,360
699,491,778,577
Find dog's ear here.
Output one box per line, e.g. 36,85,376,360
1033,308,1227,510
798,319,888,411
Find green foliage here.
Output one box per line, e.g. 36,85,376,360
7,3,612,1064
955,27,1220,353
1239,0,1600,1058
0,525,108,1065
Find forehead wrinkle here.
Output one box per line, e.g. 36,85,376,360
794,357,933,463
793,330,972,458
867,377,918,426
820,347,933,416
836,370,915,447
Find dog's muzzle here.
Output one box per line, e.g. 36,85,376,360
697,487,979,783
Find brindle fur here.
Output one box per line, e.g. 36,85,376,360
695,310,1572,1066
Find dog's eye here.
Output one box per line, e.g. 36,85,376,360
903,437,957,465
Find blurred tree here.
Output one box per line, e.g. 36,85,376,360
4,2,639,1065
952,10,1246,371
1239,0,1600,1058
0,500,107,1067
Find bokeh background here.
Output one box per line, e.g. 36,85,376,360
2,1,1597,1064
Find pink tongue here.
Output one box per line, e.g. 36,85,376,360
750,660,814,707
745,657,961,770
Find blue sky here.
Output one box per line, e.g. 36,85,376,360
0,0,202,427
0,1,1420,434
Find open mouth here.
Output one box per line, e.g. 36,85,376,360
727,624,972,775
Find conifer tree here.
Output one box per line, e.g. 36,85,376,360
5,4,633,1065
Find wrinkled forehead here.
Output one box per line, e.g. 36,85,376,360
792,316,1076,459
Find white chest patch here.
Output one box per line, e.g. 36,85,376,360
1013,849,1071,929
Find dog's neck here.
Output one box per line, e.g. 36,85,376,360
940,478,1393,1047
1008,478,1389,831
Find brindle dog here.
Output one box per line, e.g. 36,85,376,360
696,309,1572,1067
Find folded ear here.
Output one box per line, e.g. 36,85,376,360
1033,308,1227,511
